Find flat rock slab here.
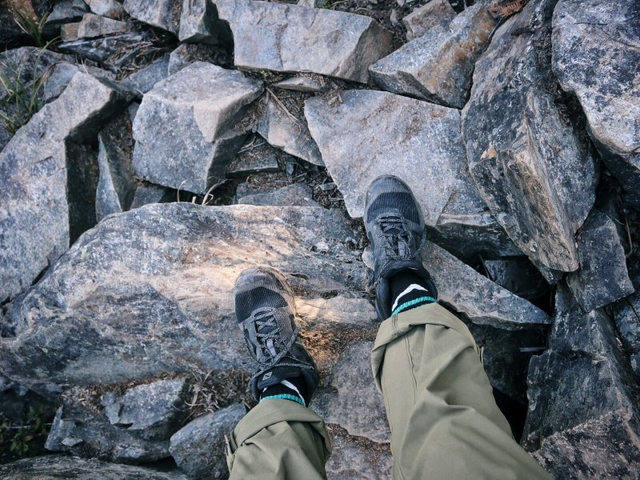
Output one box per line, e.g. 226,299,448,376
0,455,188,479
553,0,640,210
566,210,634,311
237,183,318,207
214,0,393,82
461,0,597,272
132,62,262,194
522,284,640,477
313,341,390,443
403,0,455,41
1,203,371,396
0,72,130,304
371,3,497,108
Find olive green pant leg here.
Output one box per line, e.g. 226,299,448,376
371,303,552,480
226,399,332,480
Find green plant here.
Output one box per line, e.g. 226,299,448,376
0,40,57,134
0,405,49,462
8,1,50,48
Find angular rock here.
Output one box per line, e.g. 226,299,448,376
313,342,389,443
0,455,189,479
371,2,496,108
122,55,171,95
236,183,318,207
57,32,152,68
167,43,231,75
566,210,634,311
613,290,640,377
522,284,640,477
325,433,392,480
123,0,181,34
258,99,323,166
214,0,393,82
0,72,131,304
227,154,280,178
273,76,324,93
482,257,549,301
132,62,262,193
169,403,246,479
102,378,190,439
1,204,370,395
74,13,131,39
402,0,456,41
95,114,136,220
43,0,89,34
179,0,225,44
422,242,550,329
86,0,126,19
130,183,175,208
461,0,598,272
553,0,640,210
43,62,116,102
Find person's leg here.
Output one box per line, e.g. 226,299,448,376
364,176,551,480
226,267,331,480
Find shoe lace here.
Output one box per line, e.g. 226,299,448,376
378,214,413,259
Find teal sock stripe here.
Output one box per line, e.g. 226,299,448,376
392,296,437,317
260,393,305,406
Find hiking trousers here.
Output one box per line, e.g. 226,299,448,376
226,303,552,479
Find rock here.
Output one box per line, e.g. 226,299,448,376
422,241,551,329
227,154,280,178
57,32,152,68
167,43,231,75
1,203,370,395
95,113,136,220
0,455,189,479
0,126,12,152
482,257,549,301
214,0,393,82
371,3,497,108
169,403,246,479
43,0,90,35
305,89,516,257
522,284,640,477
123,0,181,34
313,342,389,443
258,99,323,166
566,210,634,311
273,76,324,93
130,183,175,208
461,0,598,272
103,378,190,439
613,290,640,378
86,0,126,19
237,183,318,207
132,62,262,193
552,0,640,210
122,55,171,95
73,13,131,39
402,0,456,41
179,0,226,44
325,432,392,480
43,62,116,102
0,72,131,304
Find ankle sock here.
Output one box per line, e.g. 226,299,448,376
389,270,437,316
260,375,309,406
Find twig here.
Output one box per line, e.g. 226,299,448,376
265,86,301,128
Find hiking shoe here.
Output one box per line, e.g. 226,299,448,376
234,266,319,402
364,175,437,321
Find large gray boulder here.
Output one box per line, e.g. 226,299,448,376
213,0,393,82
1,203,371,397
132,62,262,194
461,0,598,272
522,284,640,477
0,455,188,479
123,0,181,34
566,210,634,311
169,403,246,479
305,89,516,257
0,72,131,305
553,0,640,210
370,2,497,108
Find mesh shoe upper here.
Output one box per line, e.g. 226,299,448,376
364,175,437,320
234,266,318,400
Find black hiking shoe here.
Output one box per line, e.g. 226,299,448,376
234,266,319,403
364,175,437,321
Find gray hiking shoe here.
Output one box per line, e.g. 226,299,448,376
234,266,318,401
364,175,437,321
